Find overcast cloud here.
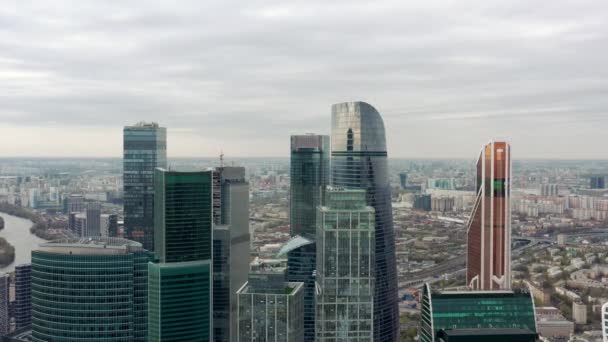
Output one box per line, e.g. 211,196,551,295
0,0,606,158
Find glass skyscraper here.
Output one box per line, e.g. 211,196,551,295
315,187,375,341
14,263,32,329
212,166,250,342
467,141,512,290
331,101,399,341
236,261,304,342
31,237,150,342
420,284,537,342
123,122,167,251
149,169,213,342
286,134,329,342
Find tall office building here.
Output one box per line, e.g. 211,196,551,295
315,187,375,341
149,169,213,342
466,141,512,290
85,202,101,236
14,264,32,329
590,176,606,189
331,101,399,341
31,237,150,342
236,261,304,342
0,273,8,336
123,122,167,251
64,194,84,214
420,284,537,342
100,213,118,237
212,166,250,342
399,172,408,189
286,134,329,342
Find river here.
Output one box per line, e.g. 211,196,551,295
0,212,47,273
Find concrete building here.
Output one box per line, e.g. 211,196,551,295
85,202,101,237
536,307,574,340
557,234,567,246
212,166,250,342
236,261,304,342
573,301,588,325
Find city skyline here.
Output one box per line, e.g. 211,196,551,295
1,1,607,159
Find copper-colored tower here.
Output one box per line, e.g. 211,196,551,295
467,141,512,290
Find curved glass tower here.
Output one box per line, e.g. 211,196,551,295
31,237,150,342
331,102,399,341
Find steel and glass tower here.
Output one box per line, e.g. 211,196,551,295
149,169,213,342
31,237,150,342
466,141,512,290
283,134,329,342
331,101,399,341
212,166,250,342
123,122,167,251
316,187,375,341
14,264,32,329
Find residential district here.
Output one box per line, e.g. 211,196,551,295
0,103,606,341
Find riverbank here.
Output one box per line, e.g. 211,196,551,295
0,238,15,267
0,212,47,272
0,203,64,240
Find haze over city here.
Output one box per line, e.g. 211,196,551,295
1,0,607,158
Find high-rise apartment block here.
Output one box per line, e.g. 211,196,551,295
540,184,559,197
590,176,606,189
331,102,399,341
315,187,375,341
149,169,213,342
14,264,32,329
123,122,167,251
467,141,512,290
286,134,329,342
31,237,150,342
236,261,304,342
212,166,250,342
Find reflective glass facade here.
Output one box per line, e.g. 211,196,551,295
14,264,32,329
124,122,167,251
467,141,512,290
331,102,399,341
288,134,329,342
31,238,150,342
236,278,304,342
154,169,213,263
420,284,537,342
148,261,212,341
316,188,375,341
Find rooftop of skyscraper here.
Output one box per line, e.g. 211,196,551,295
37,236,143,255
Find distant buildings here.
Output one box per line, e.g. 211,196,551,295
287,134,329,342
100,213,118,237
431,196,455,212
590,176,606,189
85,202,101,236
331,101,399,340
601,302,608,342
467,141,512,290
149,169,213,341
399,172,408,189
573,301,588,325
236,261,304,342
31,237,149,342
536,307,574,340
414,194,432,211
427,178,456,190
123,121,167,251
14,264,32,330
212,166,250,342
540,183,559,197
420,284,537,342
315,187,375,341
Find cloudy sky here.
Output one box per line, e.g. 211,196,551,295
0,0,606,158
